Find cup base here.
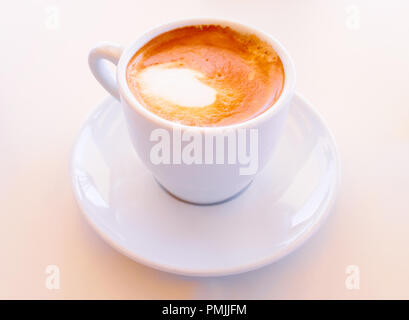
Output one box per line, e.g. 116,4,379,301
155,178,254,206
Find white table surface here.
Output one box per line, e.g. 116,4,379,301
1,0,408,299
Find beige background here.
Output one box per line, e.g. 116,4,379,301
1,0,408,299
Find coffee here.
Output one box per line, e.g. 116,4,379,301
126,25,284,127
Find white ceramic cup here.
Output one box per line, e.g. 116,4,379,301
88,18,296,204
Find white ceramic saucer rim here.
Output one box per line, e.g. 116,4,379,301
70,92,341,277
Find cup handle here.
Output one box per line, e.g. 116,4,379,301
88,42,124,100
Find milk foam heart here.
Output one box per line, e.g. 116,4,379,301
136,63,216,108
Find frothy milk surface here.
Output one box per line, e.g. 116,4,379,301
136,63,217,108
126,25,285,127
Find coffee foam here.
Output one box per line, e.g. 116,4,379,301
126,25,285,127
136,63,217,108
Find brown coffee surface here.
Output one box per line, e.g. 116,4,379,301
126,25,285,127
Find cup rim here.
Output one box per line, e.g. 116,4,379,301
117,17,296,131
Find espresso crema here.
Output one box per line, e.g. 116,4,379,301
126,25,285,127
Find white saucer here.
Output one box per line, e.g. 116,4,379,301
70,93,340,277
